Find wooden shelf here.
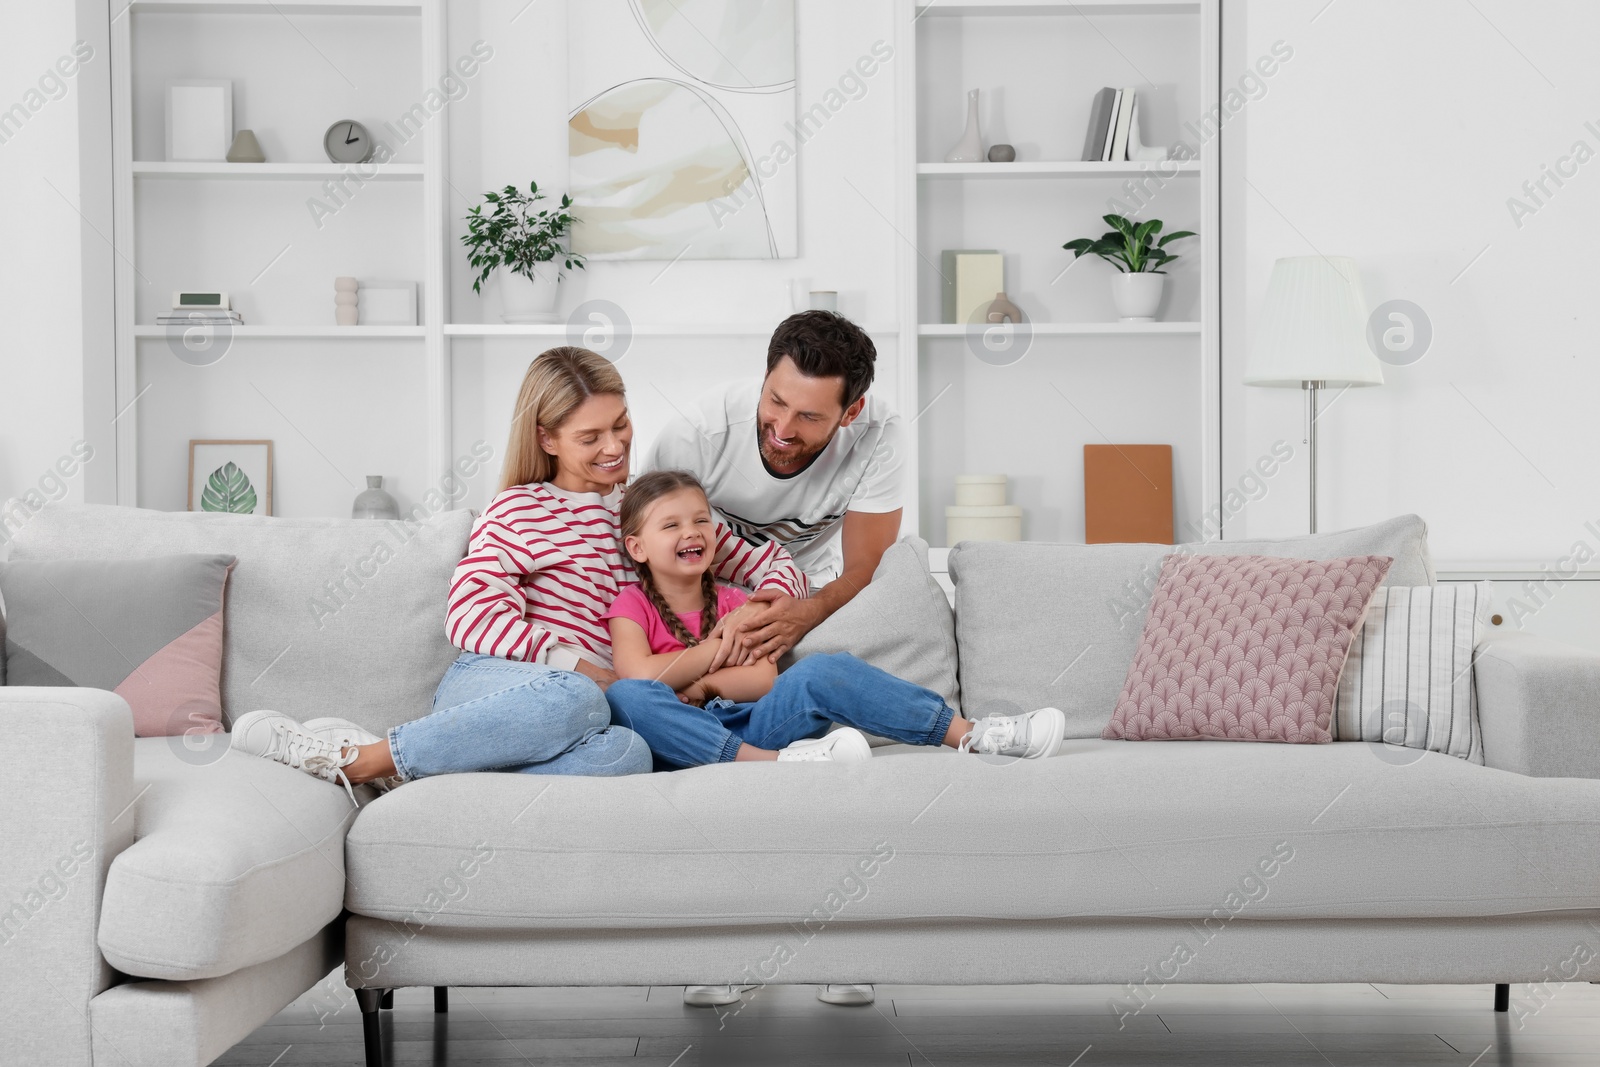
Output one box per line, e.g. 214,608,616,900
129,1,421,14
134,325,424,338
915,0,1200,16
133,162,424,180
918,322,1200,336
918,160,1198,178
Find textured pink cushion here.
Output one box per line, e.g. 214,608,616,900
1103,553,1392,743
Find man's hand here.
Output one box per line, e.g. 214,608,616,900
707,602,764,671
727,588,824,662
572,657,618,692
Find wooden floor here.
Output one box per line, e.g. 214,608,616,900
221,978,1600,1066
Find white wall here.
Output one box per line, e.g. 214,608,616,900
0,2,91,547
1227,0,1600,650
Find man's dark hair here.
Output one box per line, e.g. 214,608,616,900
765,311,877,410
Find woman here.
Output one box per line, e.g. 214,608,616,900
232,347,807,795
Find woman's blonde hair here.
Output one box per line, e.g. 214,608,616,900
499,346,625,491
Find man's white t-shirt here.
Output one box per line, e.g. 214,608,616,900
643,380,904,586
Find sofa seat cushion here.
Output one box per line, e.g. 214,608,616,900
343,740,1600,929
99,738,357,981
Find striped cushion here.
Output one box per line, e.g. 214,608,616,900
1333,584,1490,763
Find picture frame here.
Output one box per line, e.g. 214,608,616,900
188,439,273,516
167,79,233,162
357,280,418,326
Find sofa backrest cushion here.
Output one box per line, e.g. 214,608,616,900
949,514,1434,738
786,535,960,714
10,504,472,734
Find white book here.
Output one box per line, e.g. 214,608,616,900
1110,87,1136,161
1101,89,1123,162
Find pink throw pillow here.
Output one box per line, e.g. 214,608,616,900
1103,553,1392,743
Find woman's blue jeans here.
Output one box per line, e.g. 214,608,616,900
392,653,653,780
605,652,955,770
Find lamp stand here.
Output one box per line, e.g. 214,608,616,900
1302,379,1325,534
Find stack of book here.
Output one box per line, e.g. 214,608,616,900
1081,86,1141,162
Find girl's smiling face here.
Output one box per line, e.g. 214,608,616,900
623,485,715,579
538,392,632,494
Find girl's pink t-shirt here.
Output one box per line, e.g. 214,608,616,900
603,584,750,655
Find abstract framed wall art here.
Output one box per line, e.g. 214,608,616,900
568,0,797,260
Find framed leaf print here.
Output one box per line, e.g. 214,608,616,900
188,440,273,516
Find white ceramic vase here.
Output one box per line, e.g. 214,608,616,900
944,89,983,163
1111,272,1165,322
499,266,559,323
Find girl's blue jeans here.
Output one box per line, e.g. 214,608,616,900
392,652,653,780
604,652,956,769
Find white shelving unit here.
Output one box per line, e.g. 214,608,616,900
106,0,1220,534
110,0,447,513
894,0,1220,544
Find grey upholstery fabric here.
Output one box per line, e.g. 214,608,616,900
344,737,1600,929
345,911,1600,988
91,924,341,1067
10,504,472,735
950,514,1436,735
786,535,960,713
1476,630,1600,778
0,687,135,1067
98,738,356,981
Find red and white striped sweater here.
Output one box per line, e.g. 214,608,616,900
445,482,808,669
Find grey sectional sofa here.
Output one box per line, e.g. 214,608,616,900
5,505,1600,1067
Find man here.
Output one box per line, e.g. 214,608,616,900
645,310,903,662
643,310,902,1011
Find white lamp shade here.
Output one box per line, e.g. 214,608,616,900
1246,256,1384,388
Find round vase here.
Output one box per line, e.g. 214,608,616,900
1111,272,1166,322
499,267,559,323
352,475,400,520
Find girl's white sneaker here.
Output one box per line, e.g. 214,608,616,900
960,707,1067,759
301,717,404,791
777,728,872,763
230,709,359,803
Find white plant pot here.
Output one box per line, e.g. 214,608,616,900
499,267,560,324
1111,272,1166,322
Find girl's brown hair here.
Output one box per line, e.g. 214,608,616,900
619,470,721,648
499,346,626,491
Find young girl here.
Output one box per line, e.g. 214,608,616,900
603,470,1068,766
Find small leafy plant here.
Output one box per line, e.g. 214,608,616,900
462,181,586,293
1063,214,1196,273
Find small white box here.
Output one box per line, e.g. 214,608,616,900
167,80,232,162
358,281,417,326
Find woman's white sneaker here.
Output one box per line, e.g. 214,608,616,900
960,707,1067,759
777,728,872,763
301,717,403,791
230,709,360,803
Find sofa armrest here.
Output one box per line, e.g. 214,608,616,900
0,687,136,1067
1475,631,1600,778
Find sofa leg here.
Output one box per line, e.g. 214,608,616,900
380,988,394,1010
1494,983,1510,1012
355,988,386,1067
434,986,449,1013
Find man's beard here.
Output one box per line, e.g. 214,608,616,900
758,421,827,471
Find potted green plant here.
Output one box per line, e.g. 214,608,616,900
1063,214,1196,322
462,181,586,323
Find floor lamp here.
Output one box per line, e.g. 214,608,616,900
1245,256,1384,534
